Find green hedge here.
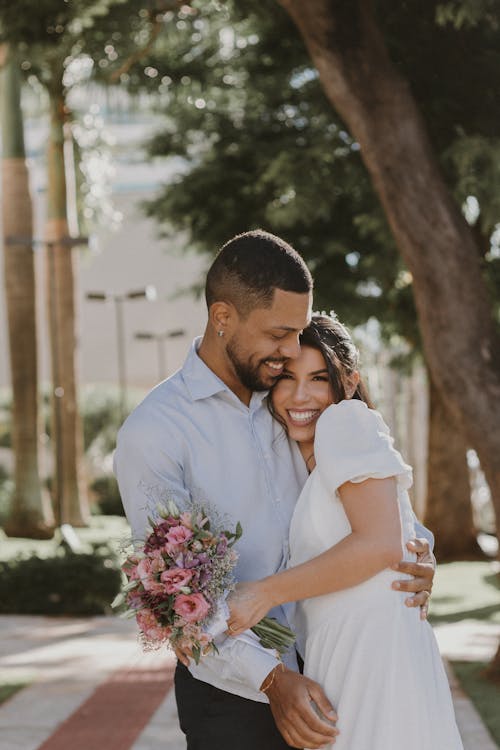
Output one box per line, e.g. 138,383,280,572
90,475,125,516
0,465,13,525
0,545,122,615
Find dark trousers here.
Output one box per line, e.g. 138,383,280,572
175,663,294,749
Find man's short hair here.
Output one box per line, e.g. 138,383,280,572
205,230,313,317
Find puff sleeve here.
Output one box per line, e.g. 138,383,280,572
314,399,413,495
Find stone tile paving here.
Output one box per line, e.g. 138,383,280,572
0,615,498,750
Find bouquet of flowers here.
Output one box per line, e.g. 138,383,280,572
113,496,295,664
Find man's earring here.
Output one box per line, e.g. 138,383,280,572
217,330,224,337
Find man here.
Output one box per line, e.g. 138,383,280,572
115,230,434,750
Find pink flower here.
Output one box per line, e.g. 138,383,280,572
160,568,193,594
148,549,166,574
165,525,194,555
173,593,211,623
166,525,193,546
179,512,193,530
136,609,172,643
137,558,152,580
137,558,164,595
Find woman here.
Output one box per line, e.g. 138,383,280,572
227,314,463,750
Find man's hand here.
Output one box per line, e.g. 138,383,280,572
173,645,191,667
391,538,435,619
263,667,339,749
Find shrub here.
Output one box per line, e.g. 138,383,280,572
81,387,122,454
0,465,13,525
90,475,125,516
0,545,122,615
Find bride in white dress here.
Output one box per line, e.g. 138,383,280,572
227,314,463,750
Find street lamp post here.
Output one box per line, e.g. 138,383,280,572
86,286,157,422
135,328,185,381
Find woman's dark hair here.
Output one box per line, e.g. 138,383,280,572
269,314,372,430
299,314,372,406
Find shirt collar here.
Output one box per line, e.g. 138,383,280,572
181,337,269,406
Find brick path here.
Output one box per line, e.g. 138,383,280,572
37,664,175,750
0,615,498,750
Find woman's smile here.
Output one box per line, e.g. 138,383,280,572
272,345,334,450
286,408,322,427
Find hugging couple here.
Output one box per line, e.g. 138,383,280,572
115,230,463,749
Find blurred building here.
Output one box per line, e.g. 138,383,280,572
0,97,208,393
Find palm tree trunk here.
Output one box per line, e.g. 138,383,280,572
424,375,483,561
278,0,500,551
1,46,55,538
45,70,89,526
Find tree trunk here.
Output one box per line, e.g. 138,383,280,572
0,47,55,538
45,73,89,527
424,375,483,561
278,0,500,545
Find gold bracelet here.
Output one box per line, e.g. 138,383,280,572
261,663,285,694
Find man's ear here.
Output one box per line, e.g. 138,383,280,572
209,301,238,337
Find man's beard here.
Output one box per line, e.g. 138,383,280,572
226,337,283,392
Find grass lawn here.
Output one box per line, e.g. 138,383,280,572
429,560,500,625
0,515,130,561
0,682,28,705
452,661,500,746
429,560,500,747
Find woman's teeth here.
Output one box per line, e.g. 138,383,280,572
287,410,319,425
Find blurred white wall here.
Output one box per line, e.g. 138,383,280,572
0,109,208,393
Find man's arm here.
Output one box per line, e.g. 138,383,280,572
263,666,339,749
113,414,292,694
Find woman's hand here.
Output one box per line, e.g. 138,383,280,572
226,580,274,636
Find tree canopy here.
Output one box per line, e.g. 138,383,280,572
109,0,500,347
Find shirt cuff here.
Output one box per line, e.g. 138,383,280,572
189,636,280,698
237,641,281,693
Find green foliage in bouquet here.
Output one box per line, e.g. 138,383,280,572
0,545,121,615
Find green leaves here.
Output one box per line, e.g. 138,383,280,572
138,0,500,346
251,616,296,655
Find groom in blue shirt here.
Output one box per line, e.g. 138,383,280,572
115,230,435,749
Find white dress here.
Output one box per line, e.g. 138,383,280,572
289,400,463,750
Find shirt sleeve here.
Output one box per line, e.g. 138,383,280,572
189,637,280,701
113,406,191,544
314,400,434,551
413,518,435,551
314,399,413,494
113,402,280,699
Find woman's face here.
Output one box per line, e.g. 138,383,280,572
271,345,334,445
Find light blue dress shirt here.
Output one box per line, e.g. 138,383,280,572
114,338,433,703
114,338,308,702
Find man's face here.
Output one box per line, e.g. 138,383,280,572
225,289,312,391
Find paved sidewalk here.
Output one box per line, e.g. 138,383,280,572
0,616,184,750
0,614,498,750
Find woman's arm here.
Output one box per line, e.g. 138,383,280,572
227,476,403,635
